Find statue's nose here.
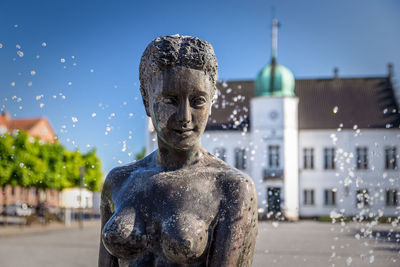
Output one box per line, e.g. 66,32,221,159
177,99,191,125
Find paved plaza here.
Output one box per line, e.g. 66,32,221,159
0,220,399,266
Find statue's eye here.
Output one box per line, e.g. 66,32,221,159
191,96,207,107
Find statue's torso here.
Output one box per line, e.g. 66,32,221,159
102,164,223,266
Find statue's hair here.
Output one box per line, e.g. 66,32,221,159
139,35,218,112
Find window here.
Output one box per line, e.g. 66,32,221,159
268,145,280,168
323,148,335,169
386,190,398,206
303,189,315,205
356,147,368,169
324,189,336,206
385,147,397,170
214,147,226,162
234,148,246,170
303,148,314,169
356,189,369,208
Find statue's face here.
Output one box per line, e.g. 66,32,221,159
147,66,213,150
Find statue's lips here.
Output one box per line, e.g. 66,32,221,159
172,128,194,136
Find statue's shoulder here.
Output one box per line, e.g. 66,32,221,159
104,151,156,189
216,165,256,200
203,151,255,189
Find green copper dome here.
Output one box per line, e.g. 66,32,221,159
255,61,295,97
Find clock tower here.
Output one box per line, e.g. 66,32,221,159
251,18,299,221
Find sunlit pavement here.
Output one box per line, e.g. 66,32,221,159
254,221,400,267
0,220,399,267
0,221,100,267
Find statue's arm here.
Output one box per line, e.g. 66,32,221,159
98,175,119,267
208,174,258,267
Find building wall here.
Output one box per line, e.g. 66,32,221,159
1,185,60,208
59,187,93,209
299,129,400,217
29,119,55,142
145,120,400,218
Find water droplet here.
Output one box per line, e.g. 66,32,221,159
60,58,65,63
41,42,47,47
30,70,36,76
91,113,96,117
369,255,374,263
333,106,338,114
121,141,127,152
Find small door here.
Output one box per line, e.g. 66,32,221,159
267,187,281,213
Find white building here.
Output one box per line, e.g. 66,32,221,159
60,187,93,209
146,20,400,220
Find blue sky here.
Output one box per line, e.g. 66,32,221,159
0,0,399,173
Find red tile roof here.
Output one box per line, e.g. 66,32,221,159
0,112,56,142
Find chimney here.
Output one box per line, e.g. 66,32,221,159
388,63,393,79
333,67,339,79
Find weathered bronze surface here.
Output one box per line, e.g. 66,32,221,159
99,35,258,267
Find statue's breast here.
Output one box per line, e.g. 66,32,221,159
160,213,209,264
102,207,147,260
102,169,221,265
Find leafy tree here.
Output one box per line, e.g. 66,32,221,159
0,130,103,191
135,147,146,161
0,133,14,187
82,149,103,192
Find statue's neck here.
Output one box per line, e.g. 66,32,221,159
156,140,203,171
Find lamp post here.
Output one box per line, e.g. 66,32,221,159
79,167,85,229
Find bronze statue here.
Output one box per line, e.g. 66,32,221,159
99,35,258,267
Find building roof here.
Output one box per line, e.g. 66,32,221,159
0,112,56,142
8,118,43,131
207,76,400,131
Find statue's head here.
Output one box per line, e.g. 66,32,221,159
139,35,218,150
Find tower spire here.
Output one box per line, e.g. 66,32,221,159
271,17,278,60
270,15,279,93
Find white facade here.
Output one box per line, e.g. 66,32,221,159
299,129,400,218
145,105,400,220
60,187,93,209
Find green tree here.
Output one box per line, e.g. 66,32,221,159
81,149,103,192
0,130,103,191
135,147,146,161
0,133,14,187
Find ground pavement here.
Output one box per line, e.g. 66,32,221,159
0,220,398,266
